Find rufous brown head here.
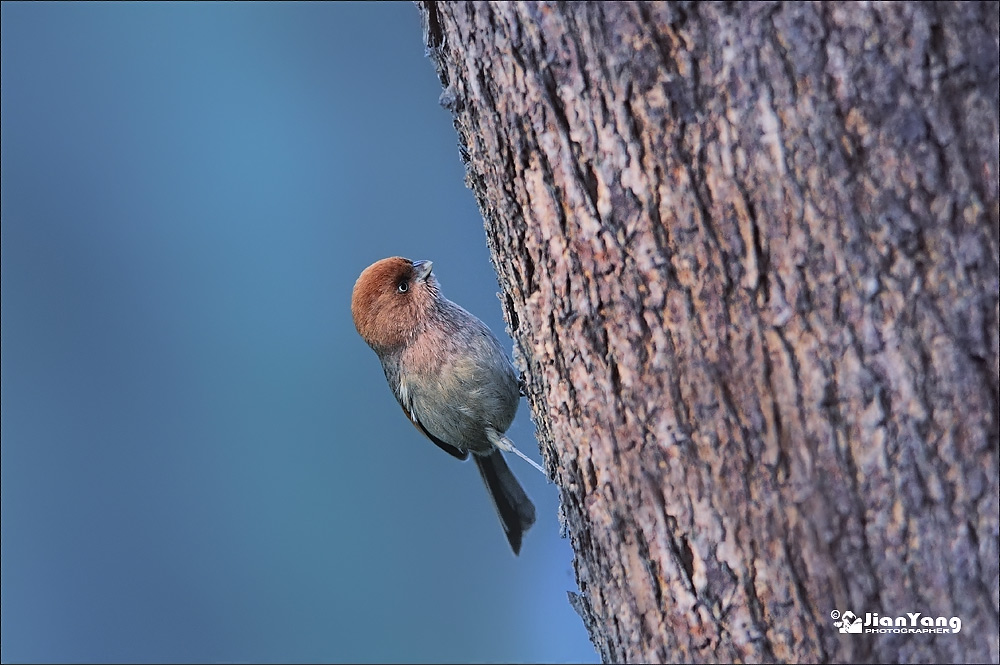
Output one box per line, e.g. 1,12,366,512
351,257,439,353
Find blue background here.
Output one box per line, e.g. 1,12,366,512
1,2,598,662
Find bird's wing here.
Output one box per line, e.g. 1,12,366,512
395,398,469,460
412,411,469,460
394,371,469,460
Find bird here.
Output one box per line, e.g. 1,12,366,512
351,256,541,554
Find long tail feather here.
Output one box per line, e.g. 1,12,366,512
474,450,536,554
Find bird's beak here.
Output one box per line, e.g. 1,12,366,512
412,260,433,282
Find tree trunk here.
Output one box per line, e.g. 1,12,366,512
416,2,999,662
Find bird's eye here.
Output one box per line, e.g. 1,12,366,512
397,281,409,293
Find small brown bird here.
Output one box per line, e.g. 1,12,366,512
351,257,539,554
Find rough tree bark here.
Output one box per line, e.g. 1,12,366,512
417,2,998,663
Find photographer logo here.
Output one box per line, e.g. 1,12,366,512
830,610,962,635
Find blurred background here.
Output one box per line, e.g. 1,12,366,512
1,2,598,663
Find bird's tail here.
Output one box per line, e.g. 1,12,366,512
475,450,537,555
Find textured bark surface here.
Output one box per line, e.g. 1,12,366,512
418,2,999,663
